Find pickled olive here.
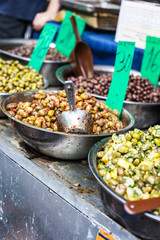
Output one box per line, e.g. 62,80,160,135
6,89,124,135
132,133,140,140
133,159,140,166
125,133,132,141
117,146,129,154
38,109,48,116
132,138,137,145
6,102,17,109
97,125,160,215
154,138,160,146
0,58,44,93
44,115,51,122
97,162,105,169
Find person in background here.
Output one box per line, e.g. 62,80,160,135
0,0,60,38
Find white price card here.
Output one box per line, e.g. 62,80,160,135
115,0,160,49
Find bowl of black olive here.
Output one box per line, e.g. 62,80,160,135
56,64,160,128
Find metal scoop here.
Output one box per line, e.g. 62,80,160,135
57,81,93,134
124,197,160,215
69,15,94,78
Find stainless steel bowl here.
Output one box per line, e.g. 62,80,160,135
0,39,69,87
0,78,48,117
1,90,134,160
88,138,160,240
56,64,160,129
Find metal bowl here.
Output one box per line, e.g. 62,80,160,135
56,64,160,129
0,78,48,117
1,90,134,160
0,39,69,87
88,137,160,240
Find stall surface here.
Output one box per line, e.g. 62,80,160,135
0,119,140,240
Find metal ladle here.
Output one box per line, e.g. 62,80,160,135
57,81,93,134
69,15,94,78
124,197,160,214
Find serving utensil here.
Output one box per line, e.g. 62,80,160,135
124,197,160,215
57,81,93,134
69,15,94,78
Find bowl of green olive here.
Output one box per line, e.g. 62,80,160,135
1,88,134,160
0,39,69,86
0,58,48,117
88,125,160,240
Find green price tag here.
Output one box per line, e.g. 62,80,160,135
106,41,135,115
28,23,58,72
141,36,160,87
55,10,86,57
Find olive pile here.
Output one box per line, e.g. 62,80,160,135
6,89,124,135
68,73,160,103
0,58,44,93
8,43,68,62
97,125,160,215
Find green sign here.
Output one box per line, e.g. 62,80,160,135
28,23,58,71
106,41,135,115
141,36,160,87
55,10,86,57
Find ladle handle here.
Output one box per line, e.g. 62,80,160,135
124,197,160,215
70,15,81,43
64,81,75,112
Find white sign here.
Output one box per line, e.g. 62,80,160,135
115,0,160,49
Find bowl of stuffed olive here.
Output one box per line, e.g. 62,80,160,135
1,88,134,160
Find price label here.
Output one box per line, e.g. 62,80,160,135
28,23,58,72
106,41,135,115
141,36,160,87
96,229,116,240
55,10,86,57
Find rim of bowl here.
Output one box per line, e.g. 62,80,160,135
0,77,49,96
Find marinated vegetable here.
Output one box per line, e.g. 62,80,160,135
0,58,44,93
97,125,160,215
6,88,124,135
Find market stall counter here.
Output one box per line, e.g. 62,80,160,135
33,21,144,71
0,118,140,240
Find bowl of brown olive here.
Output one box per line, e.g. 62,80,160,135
88,125,160,240
0,39,69,86
1,88,134,160
0,58,48,117
56,64,160,129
